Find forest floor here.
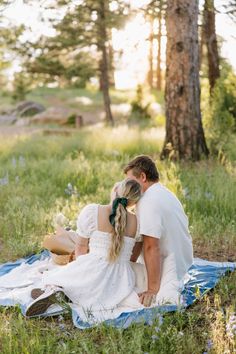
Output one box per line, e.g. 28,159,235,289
0,86,165,128
0,124,235,353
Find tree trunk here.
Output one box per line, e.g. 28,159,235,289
161,0,209,161
156,6,162,90
108,38,115,87
199,22,205,71
98,59,103,92
97,0,114,125
203,0,220,95
147,18,154,88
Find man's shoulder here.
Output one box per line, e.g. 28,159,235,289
137,191,160,213
137,183,181,211
139,184,162,204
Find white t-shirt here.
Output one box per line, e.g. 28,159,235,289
136,183,193,280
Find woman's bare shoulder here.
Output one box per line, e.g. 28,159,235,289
127,211,137,221
126,212,137,237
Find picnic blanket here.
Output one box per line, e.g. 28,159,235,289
0,250,235,329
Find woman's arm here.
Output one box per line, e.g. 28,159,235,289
75,236,89,258
130,241,143,262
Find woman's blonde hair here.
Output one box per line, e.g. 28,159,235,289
109,179,141,262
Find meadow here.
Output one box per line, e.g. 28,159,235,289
0,123,236,353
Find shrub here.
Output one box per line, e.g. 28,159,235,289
66,114,76,126
131,85,151,120
203,64,236,153
12,72,31,102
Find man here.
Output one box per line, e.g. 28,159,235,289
124,155,193,307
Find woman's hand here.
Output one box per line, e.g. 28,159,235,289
69,251,76,262
75,237,89,258
130,241,143,262
138,290,157,307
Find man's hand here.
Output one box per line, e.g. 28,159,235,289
139,290,157,307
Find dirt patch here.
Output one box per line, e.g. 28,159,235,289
0,126,43,136
194,241,236,262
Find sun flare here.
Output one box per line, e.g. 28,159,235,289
1,0,236,89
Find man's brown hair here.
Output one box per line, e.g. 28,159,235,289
124,155,159,181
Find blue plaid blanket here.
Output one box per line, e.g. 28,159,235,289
0,250,235,329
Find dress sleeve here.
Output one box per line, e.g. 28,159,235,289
137,199,163,239
76,204,97,238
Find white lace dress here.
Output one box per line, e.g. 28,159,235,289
0,204,181,324
41,204,143,322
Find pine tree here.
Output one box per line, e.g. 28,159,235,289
144,0,166,90
202,0,220,95
161,0,209,160
0,21,24,88
3,0,128,123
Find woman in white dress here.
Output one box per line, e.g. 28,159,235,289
26,179,145,321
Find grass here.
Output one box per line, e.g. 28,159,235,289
0,126,236,353
0,86,164,127
0,86,136,112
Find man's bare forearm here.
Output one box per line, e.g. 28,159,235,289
130,242,143,262
143,238,161,293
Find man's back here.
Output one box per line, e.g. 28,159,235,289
137,183,193,280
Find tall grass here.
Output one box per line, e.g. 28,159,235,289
0,126,235,353
0,126,235,261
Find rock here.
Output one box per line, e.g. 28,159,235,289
31,107,71,125
0,101,46,126
14,117,31,127
111,103,131,116
72,96,93,105
11,101,45,117
0,115,17,125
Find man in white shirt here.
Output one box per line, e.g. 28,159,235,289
124,155,193,307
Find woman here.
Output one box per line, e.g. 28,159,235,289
25,179,145,322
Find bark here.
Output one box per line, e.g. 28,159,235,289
199,22,205,71
97,0,114,125
161,0,209,161
98,60,103,92
108,38,115,87
147,18,154,88
203,0,220,95
156,6,162,90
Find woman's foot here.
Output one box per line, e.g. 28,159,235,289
26,287,66,317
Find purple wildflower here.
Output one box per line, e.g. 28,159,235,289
64,183,78,196
12,157,17,168
204,192,214,200
19,155,26,167
59,323,66,331
206,339,213,350
226,314,236,339
0,173,9,186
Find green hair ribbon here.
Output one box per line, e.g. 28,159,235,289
109,197,128,227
